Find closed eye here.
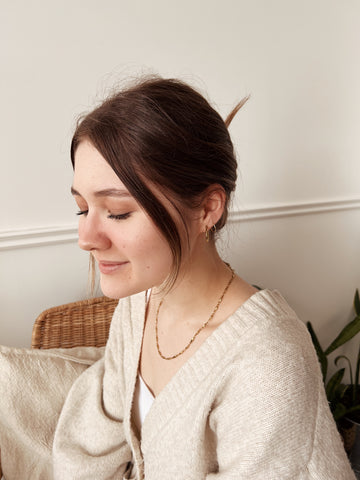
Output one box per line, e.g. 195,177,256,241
108,212,131,220
76,210,88,216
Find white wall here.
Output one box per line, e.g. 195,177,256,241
1,0,359,376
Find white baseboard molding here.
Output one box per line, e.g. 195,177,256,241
1,198,359,251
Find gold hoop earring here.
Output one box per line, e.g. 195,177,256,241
205,224,216,243
205,226,210,243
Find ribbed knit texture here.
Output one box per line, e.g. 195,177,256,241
53,290,355,479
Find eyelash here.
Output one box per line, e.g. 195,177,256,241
108,212,131,220
76,210,131,221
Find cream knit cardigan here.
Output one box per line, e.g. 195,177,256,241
53,290,355,479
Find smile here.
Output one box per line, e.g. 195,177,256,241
97,261,129,275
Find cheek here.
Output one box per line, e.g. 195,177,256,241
136,226,173,266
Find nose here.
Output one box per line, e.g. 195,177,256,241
78,214,111,252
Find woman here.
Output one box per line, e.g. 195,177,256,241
53,77,355,479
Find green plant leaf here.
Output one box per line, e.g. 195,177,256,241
329,381,349,418
353,344,360,403
326,368,345,402
335,355,353,386
325,315,360,355
338,383,350,400
333,402,348,422
354,289,360,317
307,321,328,381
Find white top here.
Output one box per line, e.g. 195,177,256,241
133,290,155,432
132,374,155,432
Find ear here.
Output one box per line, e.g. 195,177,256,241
200,185,226,231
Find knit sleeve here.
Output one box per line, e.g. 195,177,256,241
52,305,132,480
205,330,355,480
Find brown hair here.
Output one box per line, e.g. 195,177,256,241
71,76,247,288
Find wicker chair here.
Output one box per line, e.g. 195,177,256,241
31,296,118,349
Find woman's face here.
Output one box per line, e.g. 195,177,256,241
72,140,175,299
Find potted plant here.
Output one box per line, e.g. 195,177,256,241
307,289,360,474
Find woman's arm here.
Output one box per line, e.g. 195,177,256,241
206,340,355,479
52,356,132,479
53,302,132,480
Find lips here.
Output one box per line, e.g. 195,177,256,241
97,261,128,275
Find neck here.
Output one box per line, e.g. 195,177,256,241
152,243,233,316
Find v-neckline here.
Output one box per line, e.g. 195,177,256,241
128,288,284,451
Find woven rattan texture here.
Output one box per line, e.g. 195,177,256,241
31,296,118,349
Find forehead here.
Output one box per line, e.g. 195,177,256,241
73,140,128,193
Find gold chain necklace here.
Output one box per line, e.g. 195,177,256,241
155,265,235,360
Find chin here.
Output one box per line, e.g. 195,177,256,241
99,276,145,300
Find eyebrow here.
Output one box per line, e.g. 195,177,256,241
71,187,132,198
